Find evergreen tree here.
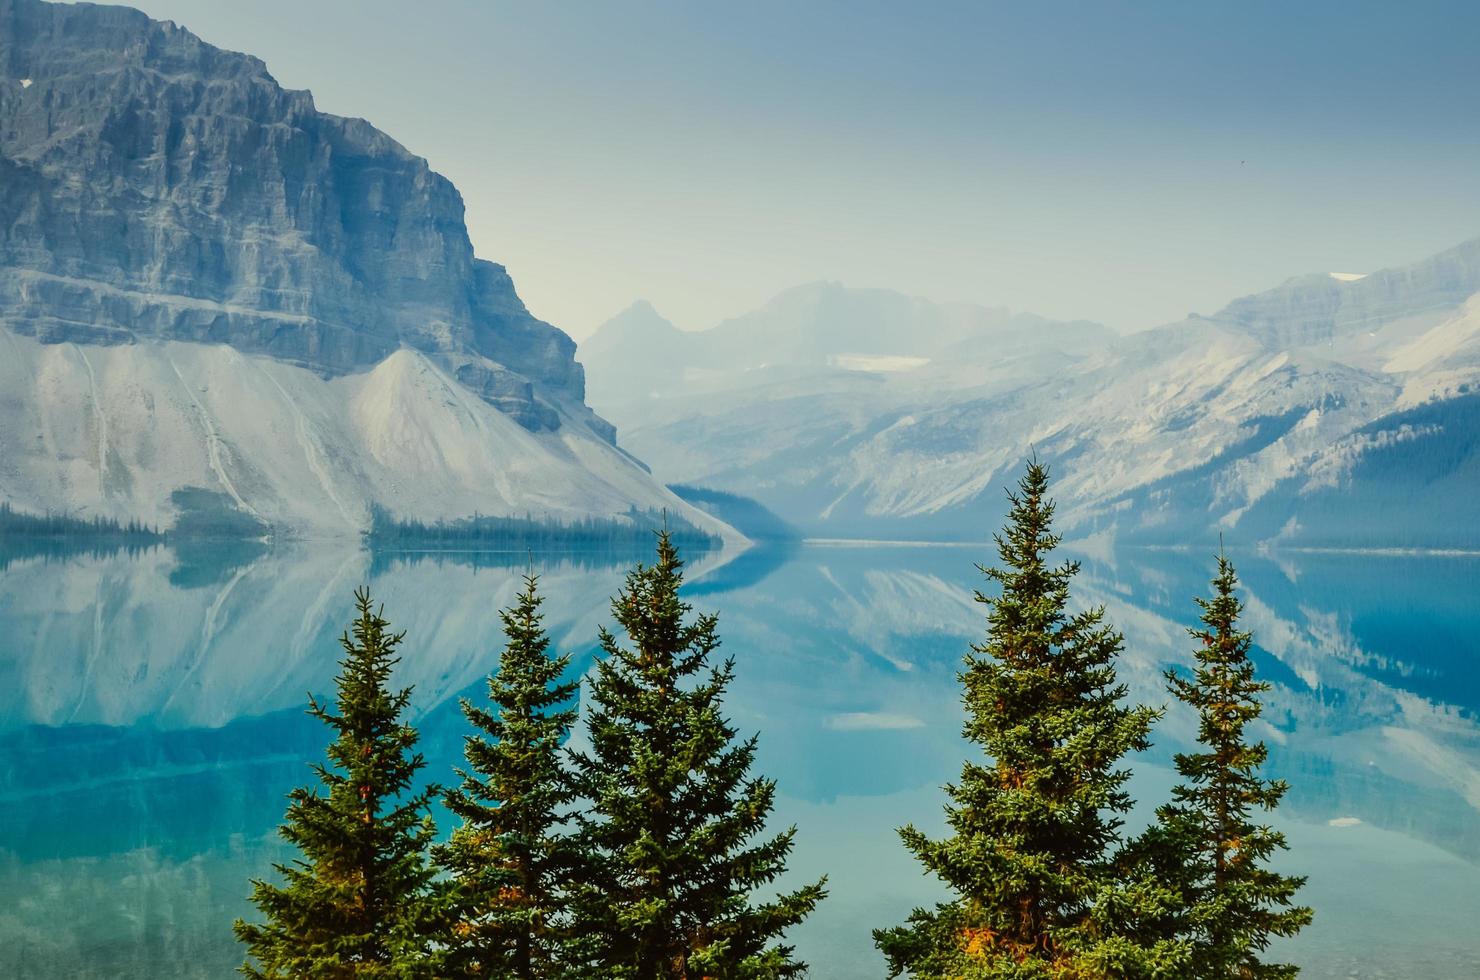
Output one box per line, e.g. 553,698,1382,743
436,572,581,978
568,531,826,978
1137,555,1311,978
874,460,1184,978
235,588,446,979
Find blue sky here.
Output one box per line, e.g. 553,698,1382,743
128,0,1480,338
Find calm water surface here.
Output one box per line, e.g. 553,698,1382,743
2,540,1478,978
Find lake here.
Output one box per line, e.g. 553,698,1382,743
2,538,1478,978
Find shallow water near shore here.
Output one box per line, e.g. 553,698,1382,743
2,539,1478,978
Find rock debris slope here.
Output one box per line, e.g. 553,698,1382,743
0,0,720,536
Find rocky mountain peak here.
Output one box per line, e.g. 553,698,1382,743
0,0,602,436
1210,236,1480,351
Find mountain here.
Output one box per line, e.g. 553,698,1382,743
0,0,723,537
579,242,1480,547
578,281,1121,537
581,283,1112,426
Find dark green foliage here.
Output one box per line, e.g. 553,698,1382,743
365,506,721,554
235,588,447,979
667,484,800,542
568,532,825,978
436,573,581,978
169,487,270,539
0,500,161,540
0,534,161,573
1134,556,1311,978
874,460,1185,978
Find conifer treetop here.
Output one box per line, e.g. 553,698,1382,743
875,459,1182,977
438,570,583,979
1155,555,1312,979
235,588,446,979
570,531,825,979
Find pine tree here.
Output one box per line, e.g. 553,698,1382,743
568,531,826,978
874,460,1184,978
1138,555,1311,978
436,572,581,978
235,588,447,979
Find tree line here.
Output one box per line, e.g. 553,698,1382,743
236,461,1310,978
0,500,162,540
365,506,722,554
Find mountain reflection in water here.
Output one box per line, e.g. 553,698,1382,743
2,540,1478,978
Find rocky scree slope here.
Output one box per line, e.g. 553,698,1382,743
0,0,720,537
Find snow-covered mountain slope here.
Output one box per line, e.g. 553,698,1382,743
0,0,726,537
0,329,722,535
581,240,1480,547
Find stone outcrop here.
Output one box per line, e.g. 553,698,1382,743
0,0,594,435
1210,237,1480,351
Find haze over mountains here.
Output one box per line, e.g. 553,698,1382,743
580,240,1480,547
0,0,719,537
1,0,1476,550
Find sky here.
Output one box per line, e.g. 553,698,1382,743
124,0,1480,339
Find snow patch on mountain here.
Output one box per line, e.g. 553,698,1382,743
1387,304,1480,373
829,354,931,373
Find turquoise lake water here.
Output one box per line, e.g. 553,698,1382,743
2,539,1478,978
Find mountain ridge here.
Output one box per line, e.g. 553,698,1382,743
0,0,727,539
0,0,597,435
580,239,1480,547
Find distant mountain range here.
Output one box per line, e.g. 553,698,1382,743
0,0,724,539
4,0,1476,549
579,240,1480,548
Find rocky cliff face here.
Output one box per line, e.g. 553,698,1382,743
0,0,735,536
1209,237,1480,351
0,0,598,435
